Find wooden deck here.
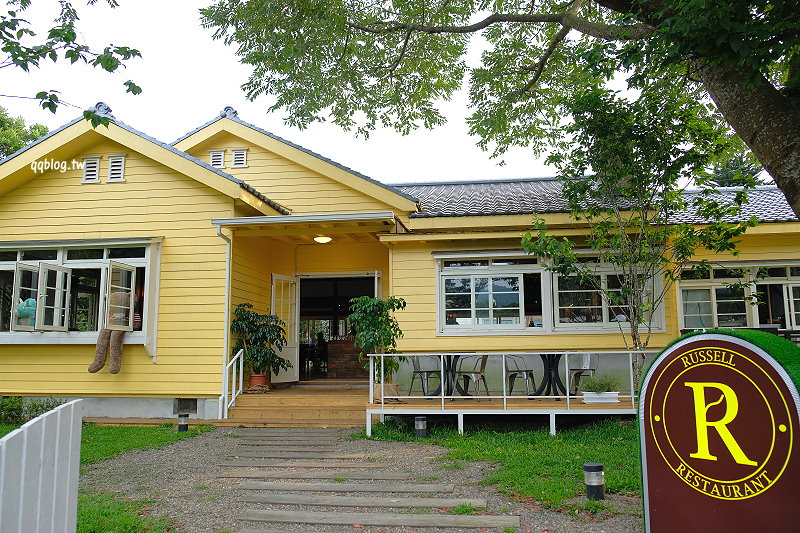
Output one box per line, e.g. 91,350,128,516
371,396,637,412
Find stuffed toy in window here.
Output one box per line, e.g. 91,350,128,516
14,297,36,326
88,291,131,374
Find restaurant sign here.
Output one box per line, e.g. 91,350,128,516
640,332,800,532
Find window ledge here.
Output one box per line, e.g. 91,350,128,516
0,331,146,345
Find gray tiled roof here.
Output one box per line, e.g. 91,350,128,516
394,178,797,224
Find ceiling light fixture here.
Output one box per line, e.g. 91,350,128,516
313,235,333,244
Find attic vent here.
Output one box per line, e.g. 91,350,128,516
210,150,225,168
81,157,100,183
107,155,126,182
231,148,247,168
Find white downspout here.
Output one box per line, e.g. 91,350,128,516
215,224,233,420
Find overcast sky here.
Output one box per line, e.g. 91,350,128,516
2,1,554,184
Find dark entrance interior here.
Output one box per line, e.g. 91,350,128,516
299,277,374,380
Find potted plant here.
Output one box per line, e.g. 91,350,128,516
230,302,290,388
348,296,406,402
580,374,621,404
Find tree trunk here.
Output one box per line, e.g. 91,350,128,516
696,62,800,217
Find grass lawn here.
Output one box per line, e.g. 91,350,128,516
359,417,641,509
3,420,211,532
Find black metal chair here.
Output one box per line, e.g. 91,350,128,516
455,355,490,399
408,355,442,396
505,355,536,395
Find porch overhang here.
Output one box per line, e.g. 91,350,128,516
211,211,408,243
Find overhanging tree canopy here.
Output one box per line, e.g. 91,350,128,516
201,0,800,213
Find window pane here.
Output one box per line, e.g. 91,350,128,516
718,314,747,327
523,273,543,327
13,266,38,330
445,294,471,309
559,291,599,307
684,301,712,315
717,301,746,314
685,315,713,328
491,258,537,266
0,251,17,261
67,248,104,260
0,270,12,331
109,247,146,259
762,267,787,278
683,288,711,302
444,278,470,293
445,309,472,325
492,277,519,292
21,249,56,261
443,260,488,267
493,293,520,308
559,308,601,323
70,269,101,331
107,263,135,330
474,277,489,292
791,267,800,278
36,265,70,331
475,293,489,309
715,287,745,300
681,269,710,280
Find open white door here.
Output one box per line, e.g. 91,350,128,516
271,274,300,383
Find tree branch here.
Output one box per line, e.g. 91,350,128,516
348,11,652,41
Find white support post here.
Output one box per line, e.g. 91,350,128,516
457,413,464,434
366,412,372,436
369,356,374,405
380,413,385,423
502,354,507,410
550,414,556,436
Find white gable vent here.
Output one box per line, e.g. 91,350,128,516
82,157,100,183
107,155,126,182
210,150,225,168
231,148,248,168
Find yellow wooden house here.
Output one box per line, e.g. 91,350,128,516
1,104,799,424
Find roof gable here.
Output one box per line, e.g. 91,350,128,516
172,108,419,214
0,109,289,215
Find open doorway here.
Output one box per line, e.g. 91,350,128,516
299,276,375,380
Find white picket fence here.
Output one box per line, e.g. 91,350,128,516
0,399,83,533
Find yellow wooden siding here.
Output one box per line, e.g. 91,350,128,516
186,133,398,215
390,241,679,353
0,140,233,397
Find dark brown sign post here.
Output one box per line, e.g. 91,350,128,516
640,331,800,532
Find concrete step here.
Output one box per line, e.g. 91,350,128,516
236,441,338,448
241,509,520,529
238,481,455,492
227,408,365,422
229,451,367,459
222,470,412,480
213,419,362,428
240,493,486,508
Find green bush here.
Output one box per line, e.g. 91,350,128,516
579,374,621,393
0,396,64,424
0,396,24,423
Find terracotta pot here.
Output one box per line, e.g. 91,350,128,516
248,374,269,387
372,381,399,403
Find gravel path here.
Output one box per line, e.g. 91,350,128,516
79,427,644,533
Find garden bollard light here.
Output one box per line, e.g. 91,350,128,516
415,416,427,438
178,413,189,432
584,462,605,500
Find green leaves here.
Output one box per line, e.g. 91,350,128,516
0,105,48,157
348,296,407,379
230,303,291,376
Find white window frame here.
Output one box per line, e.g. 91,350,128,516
35,263,71,332
106,154,126,182
105,261,135,331
437,255,547,334
553,271,639,330
676,263,800,330
441,273,526,330
81,156,100,183
231,148,248,168
11,263,40,332
0,240,161,358
209,150,225,168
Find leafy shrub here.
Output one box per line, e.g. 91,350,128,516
0,396,24,423
24,397,64,419
580,374,621,392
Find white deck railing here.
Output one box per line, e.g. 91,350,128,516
367,351,657,435
220,348,244,419
0,399,83,533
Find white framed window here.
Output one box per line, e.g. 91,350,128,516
209,150,225,168
231,148,248,168
678,264,800,330
81,157,100,183
438,256,544,333
107,155,126,182
1,242,161,356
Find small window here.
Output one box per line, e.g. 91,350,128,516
492,258,537,266
1,269,14,331
109,247,146,259
21,249,57,261
209,150,225,168
0,251,17,262
443,260,489,268
12,263,39,331
231,148,248,168
107,155,125,182
82,157,100,183
67,248,104,260
36,263,71,332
